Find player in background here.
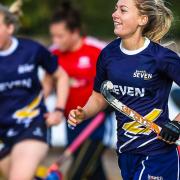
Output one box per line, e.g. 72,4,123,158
0,1,69,180
43,2,111,180
68,0,180,179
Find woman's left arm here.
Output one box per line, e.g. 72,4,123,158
44,67,69,126
52,67,69,111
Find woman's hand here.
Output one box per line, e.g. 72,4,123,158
67,106,86,128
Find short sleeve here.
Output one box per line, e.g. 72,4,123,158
93,51,107,92
157,49,180,86
37,45,58,74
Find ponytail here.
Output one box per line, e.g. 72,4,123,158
9,0,23,17
135,0,173,43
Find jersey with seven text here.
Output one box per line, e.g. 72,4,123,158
94,38,180,155
0,38,58,128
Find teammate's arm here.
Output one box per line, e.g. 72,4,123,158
68,91,108,127
44,67,69,126
52,66,69,110
42,73,55,98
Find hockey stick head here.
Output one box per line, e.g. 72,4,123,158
100,80,115,103
44,170,63,180
100,80,124,112
35,171,63,180
34,164,63,180
101,80,114,91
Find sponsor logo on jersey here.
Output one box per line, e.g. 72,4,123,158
113,85,145,97
77,56,91,68
33,127,43,137
13,94,42,128
0,78,32,92
70,78,88,88
6,128,18,137
133,70,152,80
148,175,163,180
18,64,35,74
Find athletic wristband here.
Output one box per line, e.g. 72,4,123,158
55,107,65,113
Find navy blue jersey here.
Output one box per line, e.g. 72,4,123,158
94,38,180,155
0,37,58,127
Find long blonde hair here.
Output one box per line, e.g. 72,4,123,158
135,0,173,43
0,0,23,31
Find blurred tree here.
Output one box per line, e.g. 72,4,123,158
170,1,180,39
1,0,180,39
72,0,116,38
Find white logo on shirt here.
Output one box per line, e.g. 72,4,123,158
33,127,43,137
70,78,88,88
133,70,152,80
6,129,18,137
148,175,163,180
113,85,145,97
77,56,91,68
18,64,34,74
0,78,32,92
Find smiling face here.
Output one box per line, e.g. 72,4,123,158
112,0,147,39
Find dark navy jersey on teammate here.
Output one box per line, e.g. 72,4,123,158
94,38,180,155
0,37,58,127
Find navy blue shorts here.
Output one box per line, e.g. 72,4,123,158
118,147,180,180
0,120,50,160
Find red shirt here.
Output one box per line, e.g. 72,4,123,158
52,39,102,117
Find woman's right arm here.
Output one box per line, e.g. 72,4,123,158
68,90,108,127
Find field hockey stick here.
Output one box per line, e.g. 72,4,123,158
52,112,105,165
100,80,180,146
41,112,105,180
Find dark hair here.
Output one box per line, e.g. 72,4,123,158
50,2,82,32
